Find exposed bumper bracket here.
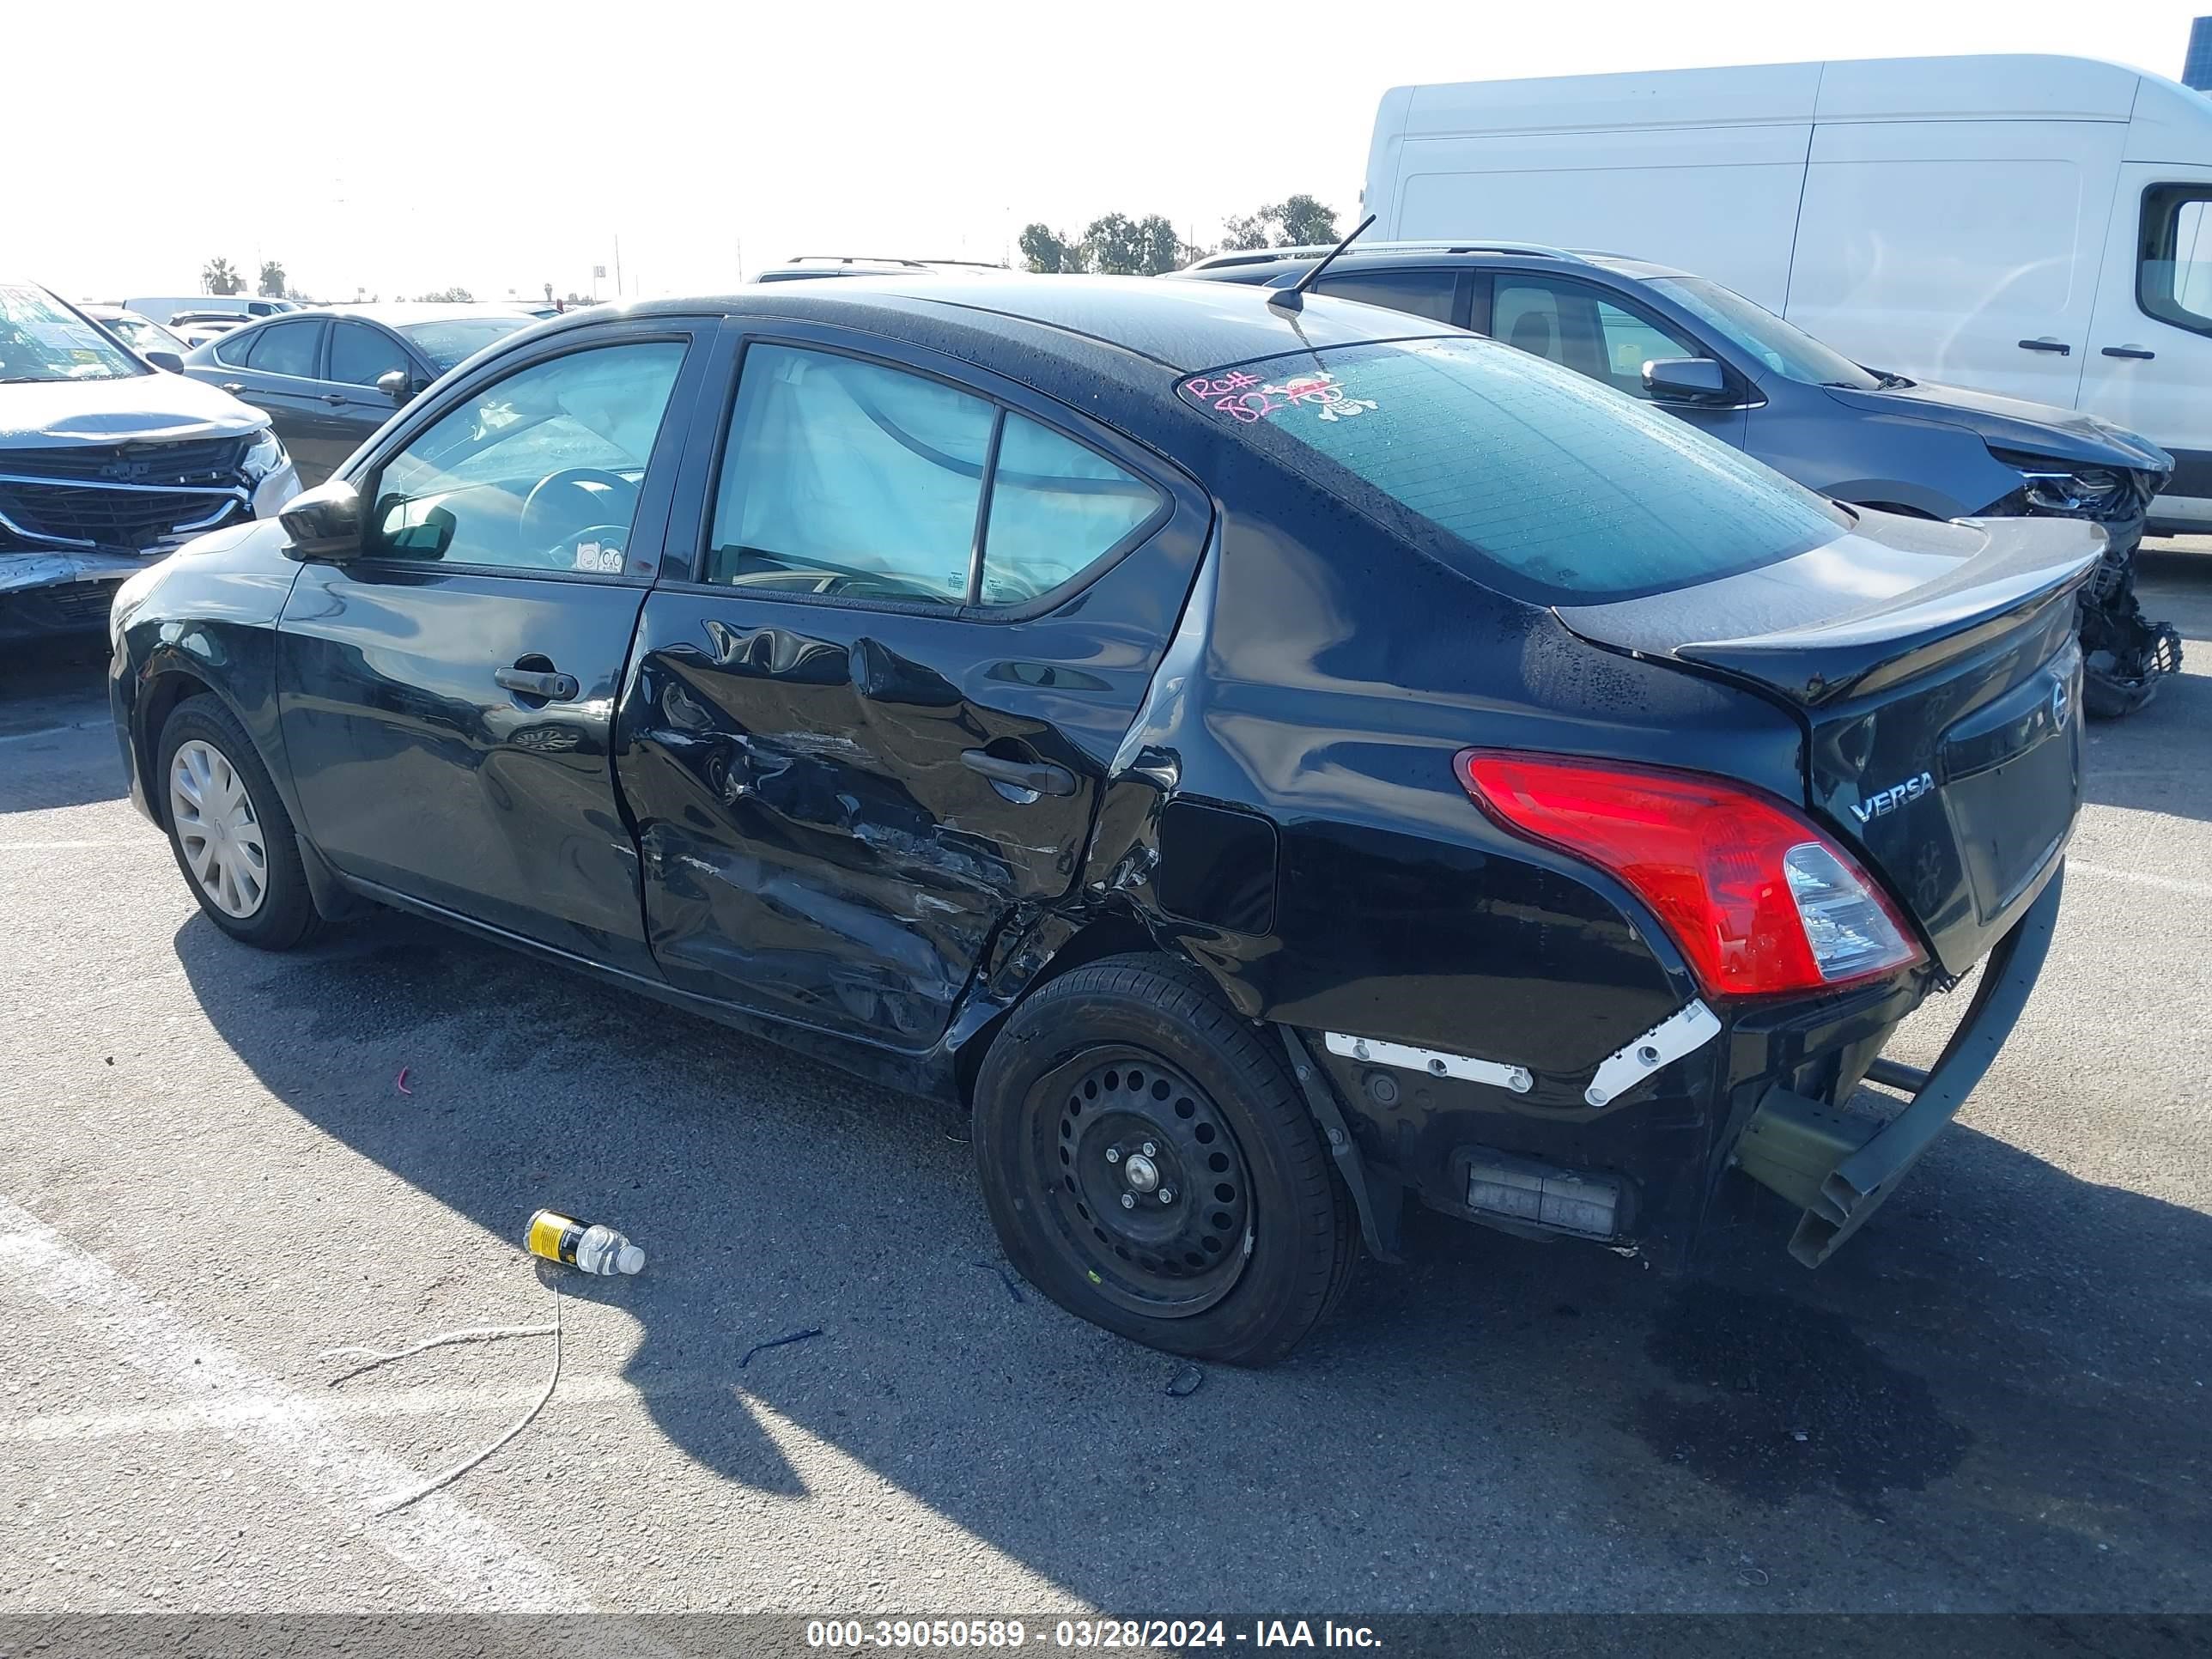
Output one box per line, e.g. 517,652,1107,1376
1283,1029,1403,1263
1737,861,2065,1267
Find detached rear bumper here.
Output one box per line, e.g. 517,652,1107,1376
1733,860,2064,1265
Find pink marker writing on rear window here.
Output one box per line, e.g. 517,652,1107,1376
1182,369,1379,424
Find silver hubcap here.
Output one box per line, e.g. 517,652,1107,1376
169,739,267,920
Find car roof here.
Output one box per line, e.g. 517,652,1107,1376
1175,244,1695,284
231,303,537,328
592,274,1451,375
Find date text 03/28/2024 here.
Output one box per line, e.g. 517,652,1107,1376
804,1620,1383,1649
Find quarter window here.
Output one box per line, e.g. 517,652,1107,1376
2139,185,2212,337
244,319,324,379
328,322,410,389
706,345,1162,609
369,341,686,574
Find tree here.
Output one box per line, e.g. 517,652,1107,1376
1216,195,1343,252
1084,212,1146,276
1270,194,1339,246
1019,222,1073,273
1133,215,1188,276
412,287,475,303
257,259,287,299
201,258,243,296
1219,211,1270,252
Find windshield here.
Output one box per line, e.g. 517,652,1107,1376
106,314,183,356
399,316,533,373
1179,336,1847,604
0,284,144,384
1644,276,1882,390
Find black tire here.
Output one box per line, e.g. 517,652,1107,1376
155,696,322,950
972,952,1355,1364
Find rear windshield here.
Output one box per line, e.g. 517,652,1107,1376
1179,336,1846,603
398,316,532,372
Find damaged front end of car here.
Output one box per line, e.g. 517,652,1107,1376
0,429,290,642
1987,446,2182,719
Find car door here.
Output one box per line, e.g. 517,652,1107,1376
323,319,428,472
616,325,1210,1048
2078,168,2212,528
1484,274,1751,447
276,321,712,975
229,319,331,470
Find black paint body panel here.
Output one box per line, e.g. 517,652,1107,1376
107,277,2081,1270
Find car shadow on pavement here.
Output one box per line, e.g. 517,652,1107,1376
173,909,2212,1612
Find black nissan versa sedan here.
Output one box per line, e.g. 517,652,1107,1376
109,277,2089,1363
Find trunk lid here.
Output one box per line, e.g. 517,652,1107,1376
1554,510,2095,976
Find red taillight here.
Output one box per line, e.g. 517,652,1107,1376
1455,750,1923,999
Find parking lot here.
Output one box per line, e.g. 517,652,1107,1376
1,542,2209,1622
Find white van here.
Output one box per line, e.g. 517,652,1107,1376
1364,54,2212,532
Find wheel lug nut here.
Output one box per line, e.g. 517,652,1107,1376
1158,1188,1176,1205
1141,1141,1158,1157
1121,1193,1136,1210
1105,1147,1121,1164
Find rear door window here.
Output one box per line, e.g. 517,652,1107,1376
1179,337,1845,604
706,344,1165,609
981,415,1162,605
1311,269,1460,325
245,319,325,379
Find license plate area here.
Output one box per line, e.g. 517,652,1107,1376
1941,658,2080,922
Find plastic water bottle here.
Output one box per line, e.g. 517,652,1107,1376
526,1210,644,1276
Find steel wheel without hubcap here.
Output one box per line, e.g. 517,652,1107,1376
1033,1045,1255,1318
168,738,267,920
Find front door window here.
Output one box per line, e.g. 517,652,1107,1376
370,342,687,574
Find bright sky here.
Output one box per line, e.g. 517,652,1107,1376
3,0,2200,304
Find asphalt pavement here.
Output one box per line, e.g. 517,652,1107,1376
0,542,2208,1627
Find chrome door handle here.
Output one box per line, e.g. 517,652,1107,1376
221,381,246,393
495,665,580,701
2101,344,2155,360
2016,337,2070,355
961,749,1076,798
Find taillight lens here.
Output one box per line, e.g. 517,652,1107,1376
1455,750,1923,999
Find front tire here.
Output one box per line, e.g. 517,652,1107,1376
156,696,320,950
972,953,1354,1364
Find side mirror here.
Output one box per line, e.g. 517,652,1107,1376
376,368,417,404
1642,356,1731,402
143,349,185,374
278,479,364,563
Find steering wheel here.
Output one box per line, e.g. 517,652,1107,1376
520,467,639,554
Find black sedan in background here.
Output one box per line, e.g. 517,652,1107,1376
181,304,536,484
112,277,2086,1363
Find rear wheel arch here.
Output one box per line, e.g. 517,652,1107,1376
953,912,1162,1106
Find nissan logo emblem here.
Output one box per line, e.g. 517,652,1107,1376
2051,677,2071,730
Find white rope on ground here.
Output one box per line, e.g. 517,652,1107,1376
319,1321,559,1385
316,1277,566,1516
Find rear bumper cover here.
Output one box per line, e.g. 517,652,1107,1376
1734,860,2063,1264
